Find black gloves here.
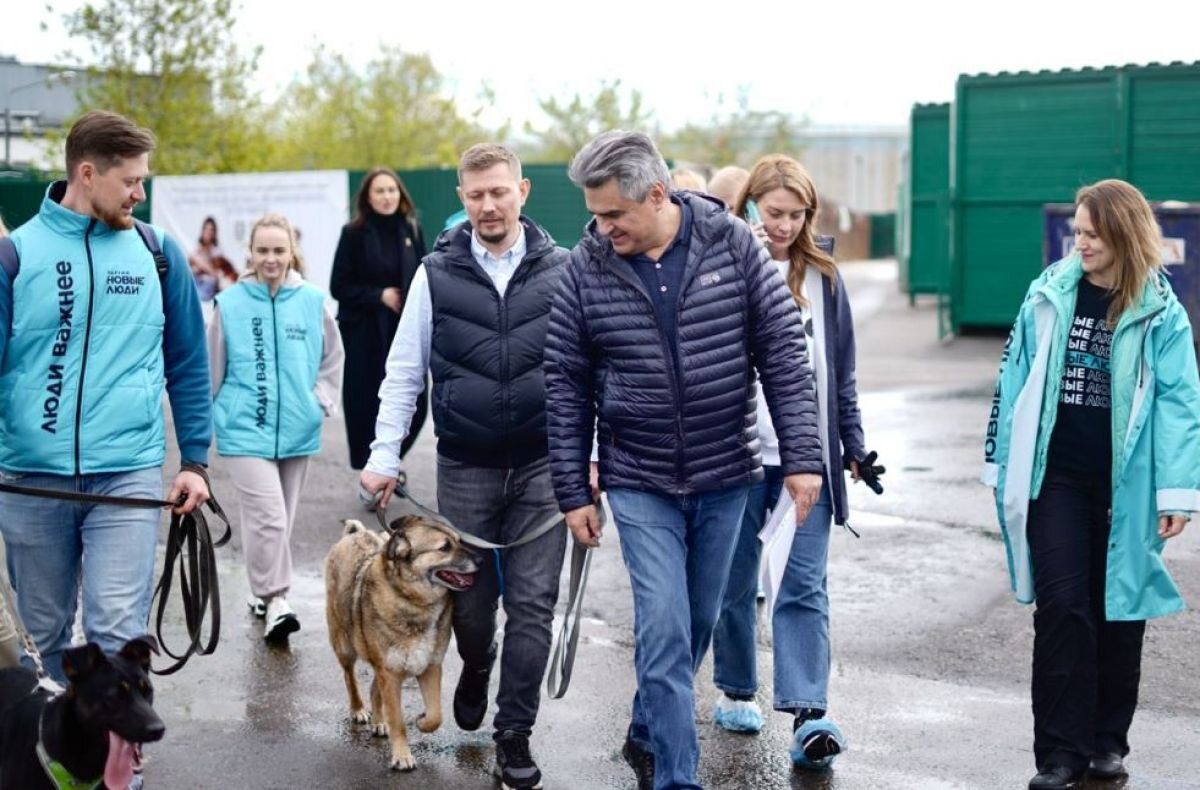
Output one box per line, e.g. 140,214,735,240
847,451,885,495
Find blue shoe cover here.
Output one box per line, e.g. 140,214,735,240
713,695,764,733
790,717,845,770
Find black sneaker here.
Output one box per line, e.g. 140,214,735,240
493,731,542,790
453,661,492,731
621,731,655,790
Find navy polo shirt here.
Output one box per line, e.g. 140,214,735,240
624,196,693,357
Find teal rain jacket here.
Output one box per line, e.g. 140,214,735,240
983,255,1200,621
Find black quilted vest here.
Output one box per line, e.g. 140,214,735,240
426,217,568,467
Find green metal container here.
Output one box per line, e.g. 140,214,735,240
904,103,951,300
950,61,1200,330
868,212,896,259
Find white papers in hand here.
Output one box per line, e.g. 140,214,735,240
757,487,796,613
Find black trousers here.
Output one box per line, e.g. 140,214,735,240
1027,470,1146,773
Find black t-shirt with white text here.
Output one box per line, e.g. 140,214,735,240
1046,277,1114,482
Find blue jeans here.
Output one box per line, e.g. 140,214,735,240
607,484,750,790
0,468,162,684
712,468,834,712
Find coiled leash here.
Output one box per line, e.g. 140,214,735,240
150,467,231,675
375,485,604,699
0,467,230,676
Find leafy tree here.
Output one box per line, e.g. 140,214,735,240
264,46,495,171
521,80,655,163
54,0,268,174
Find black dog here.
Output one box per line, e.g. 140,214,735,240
0,635,165,789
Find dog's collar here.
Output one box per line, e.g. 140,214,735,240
36,706,103,790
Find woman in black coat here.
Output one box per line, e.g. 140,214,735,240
330,167,428,470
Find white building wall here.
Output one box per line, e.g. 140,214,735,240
794,127,906,213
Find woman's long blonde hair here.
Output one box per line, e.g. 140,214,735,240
734,154,836,308
245,212,305,278
1076,179,1162,326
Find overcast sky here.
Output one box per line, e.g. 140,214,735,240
5,0,1197,132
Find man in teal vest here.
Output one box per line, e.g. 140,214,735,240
0,110,211,684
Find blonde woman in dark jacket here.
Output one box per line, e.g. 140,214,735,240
711,154,880,773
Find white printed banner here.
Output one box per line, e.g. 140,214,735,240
150,170,350,296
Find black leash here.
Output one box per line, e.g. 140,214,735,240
151,492,231,675
375,484,601,698
0,477,230,676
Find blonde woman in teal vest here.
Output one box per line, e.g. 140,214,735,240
985,180,1200,789
208,213,344,642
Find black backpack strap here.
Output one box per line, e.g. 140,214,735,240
1,237,16,338
3,226,173,287
0,237,18,282
133,219,170,310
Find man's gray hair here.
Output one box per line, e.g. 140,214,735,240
568,130,672,202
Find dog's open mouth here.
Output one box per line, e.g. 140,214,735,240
433,569,476,591
106,732,143,790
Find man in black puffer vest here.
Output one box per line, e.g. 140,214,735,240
360,144,568,790
544,132,823,790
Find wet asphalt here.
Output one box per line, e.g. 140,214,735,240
139,261,1200,789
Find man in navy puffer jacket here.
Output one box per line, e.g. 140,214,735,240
544,131,822,790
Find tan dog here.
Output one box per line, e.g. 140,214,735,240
325,515,478,771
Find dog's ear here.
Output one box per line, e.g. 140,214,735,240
119,635,160,669
62,643,106,681
386,531,412,561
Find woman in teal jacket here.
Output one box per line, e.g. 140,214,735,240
984,180,1200,789
209,213,344,642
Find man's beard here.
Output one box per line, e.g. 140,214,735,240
95,201,135,230
478,228,508,245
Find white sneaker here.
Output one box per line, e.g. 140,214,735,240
264,596,300,642
247,595,266,618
